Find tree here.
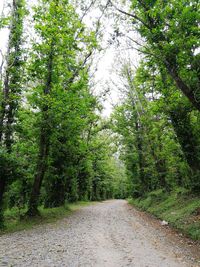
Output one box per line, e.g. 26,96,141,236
110,0,200,111
26,0,97,215
111,61,192,196
0,0,26,226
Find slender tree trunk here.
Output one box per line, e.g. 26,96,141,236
0,74,9,142
151,146,167,189
0,176,6,227
4,106,15,153
135,121,147,194
27,44,54,216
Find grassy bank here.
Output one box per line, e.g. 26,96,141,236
0,201,94,235
129,188,200,240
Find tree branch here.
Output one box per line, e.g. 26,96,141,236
108,0,150,29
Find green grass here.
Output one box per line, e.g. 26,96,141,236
129,188,200,240
0,201,95,235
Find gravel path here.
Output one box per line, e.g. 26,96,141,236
0,200,199,267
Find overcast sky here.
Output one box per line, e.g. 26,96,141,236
0,0,141,117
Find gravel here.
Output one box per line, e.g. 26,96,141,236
0,200,199,267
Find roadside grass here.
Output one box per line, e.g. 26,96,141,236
129,188,200,240
0,201,95,235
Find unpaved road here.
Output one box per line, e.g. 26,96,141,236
0,200,200,267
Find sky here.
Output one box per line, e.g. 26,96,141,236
0,0,141,117
0,1,9,53
80,0,141,116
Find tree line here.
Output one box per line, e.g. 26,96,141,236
0,0,199,228
110,0,200,197
0,0,127,227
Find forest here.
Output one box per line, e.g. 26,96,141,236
0,0,199,233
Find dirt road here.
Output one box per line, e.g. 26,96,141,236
0,200,199,267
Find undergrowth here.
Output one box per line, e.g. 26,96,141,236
129,188,200,240
0,201,93,235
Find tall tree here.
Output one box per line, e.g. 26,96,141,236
27,0,97,215
0,0,26,226
0,0,26,146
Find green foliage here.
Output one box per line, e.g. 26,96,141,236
130,0,200,110
129,188,200,240
0,0,129,225
110,2,200,237
111,57,200,198
0,0,27,226
0,201,94,235
0,0,199,234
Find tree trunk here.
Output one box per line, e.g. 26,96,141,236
0,73,9,142
164,62,200,112
134,1,200,112
27,127,50,215
151,146,167,189
27,43,54,216
0,176,6,227
135,121,146,194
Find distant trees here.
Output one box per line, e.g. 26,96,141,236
111,60,200,197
